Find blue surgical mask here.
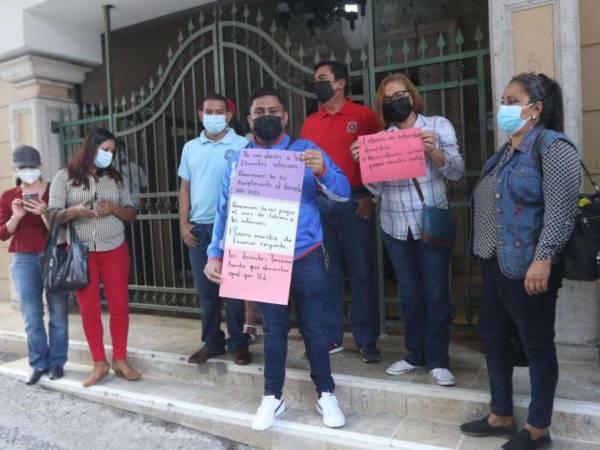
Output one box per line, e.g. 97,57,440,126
94,148,113,169
203,114,227,134
496,104,532,135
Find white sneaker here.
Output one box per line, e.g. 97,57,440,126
316,392,345,428
385,360,418,376
430,368,455,386
251,395,286,431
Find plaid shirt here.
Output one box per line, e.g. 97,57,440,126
366,114,464,240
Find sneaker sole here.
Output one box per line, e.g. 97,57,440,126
329,346,344,355
251,401,286,431
315,403,345,428
432,378,456,387
385,368,415,376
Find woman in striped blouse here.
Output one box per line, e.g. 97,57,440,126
49,128,141,387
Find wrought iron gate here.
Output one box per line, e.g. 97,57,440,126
55,1,492,328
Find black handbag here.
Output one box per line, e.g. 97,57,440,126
42,213,89,294
563,163,600,281
412,178,456,246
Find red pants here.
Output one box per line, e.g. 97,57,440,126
76,242,130,362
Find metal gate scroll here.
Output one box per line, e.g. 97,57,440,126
54,1,492,328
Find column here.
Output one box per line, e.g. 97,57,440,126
0,54,90,305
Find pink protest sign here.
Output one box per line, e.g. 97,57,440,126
219,149,304,305
358,128,426,183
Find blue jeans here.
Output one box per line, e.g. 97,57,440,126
382,231,452,369
11,253,69,370
479,257,562,429
188,223,246,353
317,196,379,347
256,247,335,398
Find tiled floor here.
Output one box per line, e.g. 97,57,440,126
0,300,598,403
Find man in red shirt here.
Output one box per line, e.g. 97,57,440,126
300,61,382,363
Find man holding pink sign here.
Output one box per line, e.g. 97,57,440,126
205,88,350,431
352,73,464,387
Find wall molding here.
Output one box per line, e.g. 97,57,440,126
0,55,90,90
488,0,582,150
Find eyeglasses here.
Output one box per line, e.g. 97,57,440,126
383,90,410,104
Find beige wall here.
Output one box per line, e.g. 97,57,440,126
512,4,555,77
0,80,17,301
581,0,600,182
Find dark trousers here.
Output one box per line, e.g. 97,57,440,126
479,257,562,429
256,247,335,398
318,196,380,347
382,231,452,369
188,223,246,354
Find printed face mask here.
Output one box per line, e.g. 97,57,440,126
94,148,114,169
16,168,41,184
203,114,227,134
252,115,283,143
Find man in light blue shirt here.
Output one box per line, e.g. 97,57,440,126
178,94,250,365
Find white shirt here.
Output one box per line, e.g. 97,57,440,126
366,114,465,240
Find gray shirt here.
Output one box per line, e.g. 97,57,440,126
49,169,136,252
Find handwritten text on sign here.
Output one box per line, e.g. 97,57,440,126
220,149,304,305
358,128,426,183
232,149,304,201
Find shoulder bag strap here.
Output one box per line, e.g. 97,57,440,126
411,178,425,204
410,117,435,205
533,133,600,196
581,160,600,196
46,210,65,249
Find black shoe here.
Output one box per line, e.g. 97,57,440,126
49,366,64,380
360,343,381,363
502,429,551,450
187,346,226,364
460,416,517,438
25,368,48,385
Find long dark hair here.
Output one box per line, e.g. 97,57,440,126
67,128,122,189
510,72,564,132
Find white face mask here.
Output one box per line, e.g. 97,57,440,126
17,168,41,185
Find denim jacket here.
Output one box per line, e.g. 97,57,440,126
479,125,576,279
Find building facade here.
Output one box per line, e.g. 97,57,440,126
0,0,597,358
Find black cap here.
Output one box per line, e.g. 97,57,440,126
12,145,41,168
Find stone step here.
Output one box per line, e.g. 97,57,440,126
2,331,600,445
1,357,597,450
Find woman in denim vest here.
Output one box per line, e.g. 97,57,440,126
460,73,580,450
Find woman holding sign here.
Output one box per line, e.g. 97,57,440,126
460,73,580,449
353,73,464,386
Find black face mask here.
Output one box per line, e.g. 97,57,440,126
382,97,413,123
312,80,335,103
253,115,283,144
